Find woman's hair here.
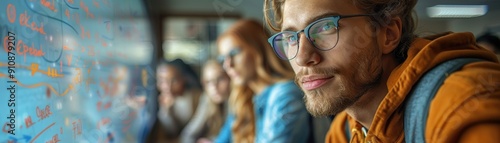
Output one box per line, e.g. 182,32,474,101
217,19,294,143
158,58,202,90
201,59,228,137
264,0,418,63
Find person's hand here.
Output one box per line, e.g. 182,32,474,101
196,138,212,143
159,94,175,108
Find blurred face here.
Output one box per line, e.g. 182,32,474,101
282,0,383,116
156,65,186,97
218,36,257,85
202,64,231,104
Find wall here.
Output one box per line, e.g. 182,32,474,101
159,0,500,37
449,9,500,36
161,0,265,21
415,19,450,36
0,0,157,142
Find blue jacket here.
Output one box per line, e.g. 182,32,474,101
215,81,328,143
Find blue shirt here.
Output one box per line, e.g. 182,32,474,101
214,80,314,143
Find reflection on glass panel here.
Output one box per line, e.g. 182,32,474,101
163,17,237,66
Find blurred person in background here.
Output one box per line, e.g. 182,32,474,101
264,0,500,142
477,32,500,59
214,19,329,143
181,59,232,143
148,59,203,143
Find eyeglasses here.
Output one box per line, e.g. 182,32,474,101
217,48,242,64
267,14,373,60
203,76,228,86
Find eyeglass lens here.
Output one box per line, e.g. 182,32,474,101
270,17,339,60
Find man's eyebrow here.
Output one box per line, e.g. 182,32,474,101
282,12,341,32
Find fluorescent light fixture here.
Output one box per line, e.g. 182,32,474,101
427,5,488,18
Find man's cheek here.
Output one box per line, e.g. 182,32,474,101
291,64,301,74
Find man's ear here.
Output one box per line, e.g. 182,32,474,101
378,17,402,54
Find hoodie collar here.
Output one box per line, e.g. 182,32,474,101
364,32,498,142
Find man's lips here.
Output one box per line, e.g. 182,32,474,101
301,75,334,90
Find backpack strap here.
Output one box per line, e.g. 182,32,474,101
404,58,482,143
344,120,351,142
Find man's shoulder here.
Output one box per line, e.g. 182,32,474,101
431,60,500,110
434,60,500,100
426,60,500,141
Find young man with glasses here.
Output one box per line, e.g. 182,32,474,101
264,0,500,142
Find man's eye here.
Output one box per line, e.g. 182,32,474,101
313,22,336,34
285,35,296,42
317,22,336,33
323,23,334,31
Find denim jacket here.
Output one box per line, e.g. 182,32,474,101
214,81,329,143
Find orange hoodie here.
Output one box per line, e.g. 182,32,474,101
326,32,500,143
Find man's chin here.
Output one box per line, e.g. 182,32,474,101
305,103,345,117
303,92,353,117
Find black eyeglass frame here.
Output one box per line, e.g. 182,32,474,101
267,14,374,60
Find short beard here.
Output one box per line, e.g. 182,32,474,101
297,67,381,117
302,78,361,117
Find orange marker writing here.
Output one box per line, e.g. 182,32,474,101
93,0,99,8
7,4,16,23
66,54,72,66
40,0,57,12
17,40,45,57
31,63,39,76
19,11,46,35
24,116,35,128
46,134,60,143
65,9,70,18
